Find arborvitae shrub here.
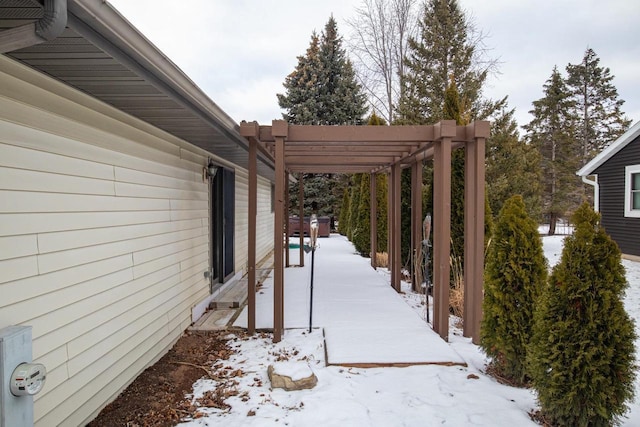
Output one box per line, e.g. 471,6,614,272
528,202,636,426
347,174,362,241
480,195,547,385
338,188,350,236
375,173,388,253
353,173,370,255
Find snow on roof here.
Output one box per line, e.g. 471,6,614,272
577,120,640,176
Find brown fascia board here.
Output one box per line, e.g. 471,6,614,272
66,0,275,175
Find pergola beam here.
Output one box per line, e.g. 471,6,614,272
260,124,436,143
287,167,378,174
285,155,396,165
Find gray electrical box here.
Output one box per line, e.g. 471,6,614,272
0,326,34,427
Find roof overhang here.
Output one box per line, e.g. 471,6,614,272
0,0,275,180
577,120,640,176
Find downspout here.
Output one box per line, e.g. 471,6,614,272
582,174,599,212
0,0,67,53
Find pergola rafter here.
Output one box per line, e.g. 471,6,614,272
240,119,489,344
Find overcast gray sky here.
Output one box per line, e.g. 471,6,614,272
108,0,639,132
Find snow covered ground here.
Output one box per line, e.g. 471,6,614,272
179,233,640,426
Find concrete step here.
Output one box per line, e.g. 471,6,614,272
191,252,274,331
190,309,237,331
210,278,247,309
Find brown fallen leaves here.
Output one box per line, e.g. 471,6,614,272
88,330,241,427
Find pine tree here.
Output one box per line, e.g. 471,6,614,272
480,195,547,385
443,76,467,264
486,103,542,219
278,17,368,220
524,66,580,235
529,203,636,426
396,0,500,125
317,16,369,125
395,0,501,271
277,32,322,125
566,48,632,165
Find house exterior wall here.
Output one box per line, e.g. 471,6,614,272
0,55,273,425
594,135,640,256
234,169,275,274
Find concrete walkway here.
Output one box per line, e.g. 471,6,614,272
234,234,464,367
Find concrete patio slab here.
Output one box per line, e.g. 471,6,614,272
234,234,465,366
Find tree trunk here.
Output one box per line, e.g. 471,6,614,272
548,213,557,236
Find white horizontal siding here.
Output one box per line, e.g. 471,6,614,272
0,52,275,427
233,172,274,273
235,168,249,273
0,190,171,213
0,55,220,427
257,176,275,262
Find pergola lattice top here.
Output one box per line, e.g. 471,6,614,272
241,120,489,173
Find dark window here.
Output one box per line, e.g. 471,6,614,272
271,183,275,213
632,172,640,210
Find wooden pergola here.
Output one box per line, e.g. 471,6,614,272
240,119,489,344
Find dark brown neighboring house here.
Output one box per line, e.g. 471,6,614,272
578,121,640,257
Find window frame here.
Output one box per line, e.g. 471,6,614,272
624,164,640,218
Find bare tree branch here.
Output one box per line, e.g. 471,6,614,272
346,0,418,123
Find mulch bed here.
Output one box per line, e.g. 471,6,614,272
87,330,240,427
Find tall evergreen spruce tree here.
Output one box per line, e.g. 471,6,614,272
529,203,636,426
524,66,579,235
566,48,631,165
480,195,547,385
318,16,368,125
278,16,368,218
396,0,501,269
277,32,322,125
443,77,467,263
486,104,542,219
396,0,500,125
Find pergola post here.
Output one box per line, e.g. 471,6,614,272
285,172,290,268
463,121,489,344
391,162,401,292
247,133,257,335
272,120,288,343
370,172,377,268
411,160,423,293
298,173,304,267
433,120,455,341
387,171,392,271
239,121,260,335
